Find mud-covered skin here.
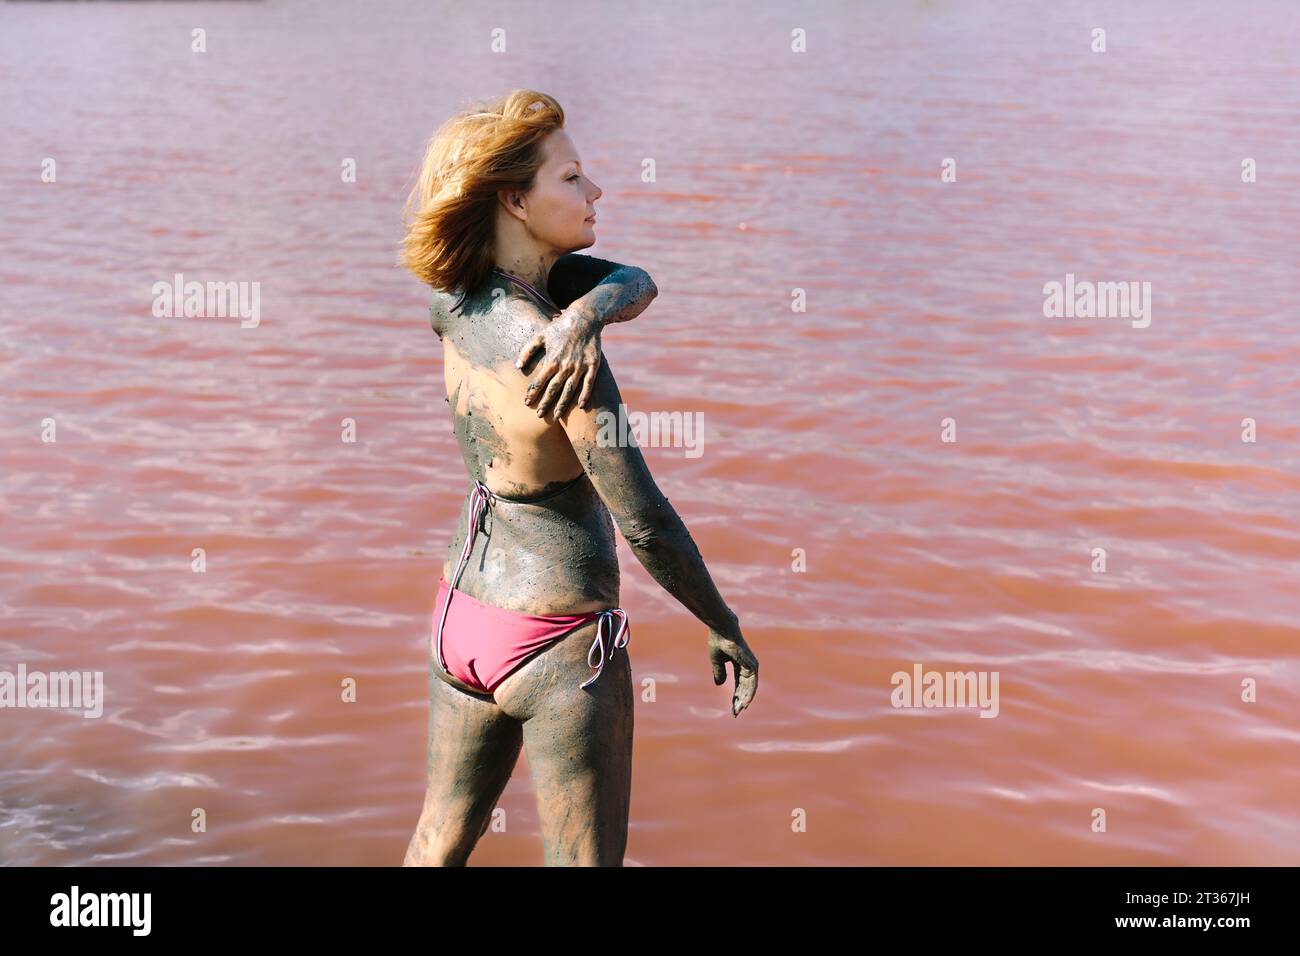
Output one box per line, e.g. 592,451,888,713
403,615,632,865
522,261,659,417
435,275,622,615
557,355,742,642
430,271,740,640
406,271,639,866
406,262,753,865
443,472,621,613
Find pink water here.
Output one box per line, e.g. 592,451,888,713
1,0,1298,865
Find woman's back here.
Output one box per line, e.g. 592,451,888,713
435,284,620,615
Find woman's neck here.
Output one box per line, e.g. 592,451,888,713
491,265,559,317
491,257,559,314
492,254,554,298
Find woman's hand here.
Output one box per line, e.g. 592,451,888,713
516,307,603,420
708,623,759,717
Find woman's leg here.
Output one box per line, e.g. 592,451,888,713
495,620,634,866
403,657,523,866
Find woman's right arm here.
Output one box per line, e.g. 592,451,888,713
557,356,758,715
557,356,736,635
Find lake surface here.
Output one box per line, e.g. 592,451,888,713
1,0,1297,865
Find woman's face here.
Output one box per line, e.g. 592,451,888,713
520,129,602,252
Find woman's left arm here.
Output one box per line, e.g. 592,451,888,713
518,254,658,419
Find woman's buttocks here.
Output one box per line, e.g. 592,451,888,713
442,472,620,615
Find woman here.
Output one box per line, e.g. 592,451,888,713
397,90,758,866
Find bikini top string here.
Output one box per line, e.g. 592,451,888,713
492,266,562,317
447,267,560,318
434,480,495,673
445,475,582,605
435,478,559,673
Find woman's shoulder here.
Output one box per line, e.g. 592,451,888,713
435,290,553,366
429,288,464,338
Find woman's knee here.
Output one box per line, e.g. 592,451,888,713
403,817,479,866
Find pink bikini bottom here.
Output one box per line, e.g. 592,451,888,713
431,479,630,696
433,576,628,695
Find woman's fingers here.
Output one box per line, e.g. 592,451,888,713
516,333,545,375
519,315,604,415
732,662,758,717
708,636,757,716
535,358,600,418
524,360,558,408
711,646,728,685
534,365,575,418
577,365,597,410
728,642,758,716
551,376,579,420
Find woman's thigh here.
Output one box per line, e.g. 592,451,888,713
494,619,634,866
410,658,523,862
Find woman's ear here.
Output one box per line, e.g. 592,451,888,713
497,188,528,222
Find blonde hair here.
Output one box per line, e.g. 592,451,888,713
399,89,566,296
